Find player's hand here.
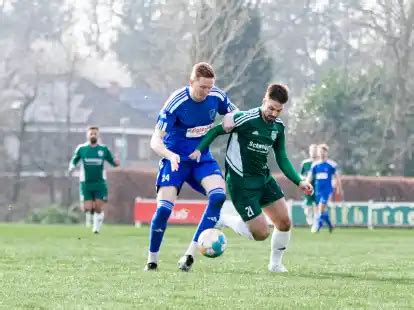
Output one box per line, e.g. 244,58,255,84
189,150,201,163
114,159,121,167
68,168,74,176
167,152,180,171
299,180,313,195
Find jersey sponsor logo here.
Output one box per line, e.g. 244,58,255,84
316,172,329,180
248,141,270,154
98,150,104,157
84,158,103,165
271,131,278,140
186,123,214,138
209,109,216,120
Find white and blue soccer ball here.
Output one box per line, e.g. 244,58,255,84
198,228,227,258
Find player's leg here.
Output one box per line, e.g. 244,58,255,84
145,159,187,271
223,188,271,241
80,182,94,227
312,194,321,233
318,193,333,232
92,200,105,234
85,209,92,228
146,186,177,271
258,177,290,272
263,198,291,272
302,195,314,226
315,193,332,232
90,184,108,234
178,161,226,271
215,171,264,240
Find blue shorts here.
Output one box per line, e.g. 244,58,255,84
156,159,223,195
315,191,332,205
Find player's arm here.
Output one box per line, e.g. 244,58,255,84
272,128,313,194
104,147,120,167
216,89,239,131
68,146,81,174
333,172,343,197
189,111,242,162
150,128,180,171
189,123,228,162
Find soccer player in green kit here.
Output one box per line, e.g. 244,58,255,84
68,126,119,233
300,144,319,226
189,84,313,272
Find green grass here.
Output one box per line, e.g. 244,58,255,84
0,224,413,309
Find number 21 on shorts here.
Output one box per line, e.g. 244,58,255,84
245,206,254,218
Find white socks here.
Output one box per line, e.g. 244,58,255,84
147,252,159,264
270,229,291,267
220,213,254,240
93,212,104,233
304,207,313,226
85,211,92,227
185,241,198,257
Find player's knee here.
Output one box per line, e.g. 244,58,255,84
208,189,226,208
277,217,291,231
82,203,92,212
251,227,270,241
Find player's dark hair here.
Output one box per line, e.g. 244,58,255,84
191,62,215,80
266,84,289,104
87,126,99,131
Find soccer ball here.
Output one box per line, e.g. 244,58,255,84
198,228,227,258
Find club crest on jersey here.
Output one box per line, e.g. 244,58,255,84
98,150,104,157
209,109,216,120
271,131,278,140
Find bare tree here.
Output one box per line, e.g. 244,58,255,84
191,0,268,105
10,71,39,202
352,0,414,175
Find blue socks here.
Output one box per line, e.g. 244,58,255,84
317,210,333,231
149,200,174,253
192,188,226,242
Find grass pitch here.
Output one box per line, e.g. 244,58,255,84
0,224,413,309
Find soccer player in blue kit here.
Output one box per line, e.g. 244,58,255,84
307,144,343,233
144,62,237,271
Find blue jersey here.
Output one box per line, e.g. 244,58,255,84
155,86,237,162
310,160,337,194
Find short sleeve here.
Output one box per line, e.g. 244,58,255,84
155,109,177,133
233,109,260,129
212,87,237,115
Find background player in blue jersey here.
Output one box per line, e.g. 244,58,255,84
307,144,343,233
145,62,237,271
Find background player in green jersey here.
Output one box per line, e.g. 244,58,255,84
190,84,313,272
300,144,319,226
68,126,119,233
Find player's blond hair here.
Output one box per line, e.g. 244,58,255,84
190,62,215,80
318,143,329,151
